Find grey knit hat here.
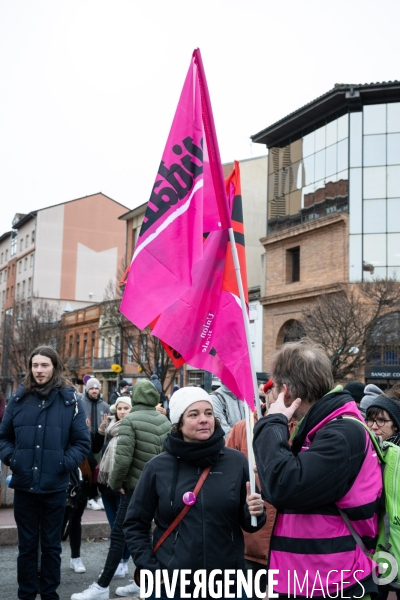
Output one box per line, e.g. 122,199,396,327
360,384,384,416
86,377,101,391
150,374,162,393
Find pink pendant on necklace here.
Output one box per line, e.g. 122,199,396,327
182,491,197,506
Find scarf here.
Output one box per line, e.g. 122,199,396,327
33,378,63,400
386,432,400,446
163,425,225,468
97,417,122,485
163,426,224,507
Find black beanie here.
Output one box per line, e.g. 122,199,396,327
119,380,129,389
344,381,365,405
368,396,400,431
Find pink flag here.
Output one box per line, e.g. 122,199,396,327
152,162,253,406
121,50,228,330
121,50,253,407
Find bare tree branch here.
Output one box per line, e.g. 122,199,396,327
101,281,178,392
287,279,400,381
8,297,63,380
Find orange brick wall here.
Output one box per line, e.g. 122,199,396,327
261,213,349,373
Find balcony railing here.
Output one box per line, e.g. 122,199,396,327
92,356,119,370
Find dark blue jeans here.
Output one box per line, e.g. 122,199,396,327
97,489,133,588
14,489,67,600
101,491,130,561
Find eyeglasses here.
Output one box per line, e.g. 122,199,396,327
366,418,393,428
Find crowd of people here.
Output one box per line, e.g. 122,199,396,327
1,341,400,600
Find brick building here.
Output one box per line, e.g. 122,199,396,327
252,82,400,387
0,193,128,395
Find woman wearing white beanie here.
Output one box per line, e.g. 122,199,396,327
123,386,265,599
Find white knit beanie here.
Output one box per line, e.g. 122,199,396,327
110,395,132,414
169,387,213,425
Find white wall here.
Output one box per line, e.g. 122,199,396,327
34,205,64,298
249,300,263,372
75,243,118,303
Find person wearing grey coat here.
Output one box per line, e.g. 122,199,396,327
210,383,246,436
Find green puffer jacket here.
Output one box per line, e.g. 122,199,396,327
108,380,171,491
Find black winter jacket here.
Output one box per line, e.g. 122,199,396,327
0,384,91,494
124,446,266,579
253,391,367,511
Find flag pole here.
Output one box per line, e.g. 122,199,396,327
228,227,262,420
194,48,261,525
229,227,260,527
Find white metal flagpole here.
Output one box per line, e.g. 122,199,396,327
228,227,262,526
228,227,262,420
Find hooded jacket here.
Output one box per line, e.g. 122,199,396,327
108,380,171,491
0,383,91,494
253,390,382,599
210,384,246,436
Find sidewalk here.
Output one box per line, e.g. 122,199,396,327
0,539,140,600
0,505,111,545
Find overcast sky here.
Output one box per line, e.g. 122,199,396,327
0,0,399,234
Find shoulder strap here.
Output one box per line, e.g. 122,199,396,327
153,465,212,553
337,507,372,557
339,416,383,558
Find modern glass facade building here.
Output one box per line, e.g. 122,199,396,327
252,82,400,283
252,82,400,386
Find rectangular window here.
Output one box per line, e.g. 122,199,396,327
25,235,29,248
127,338,134,364
30,253,34,267
5,249,8,261
6,288,9,299
69,336,73,357
16,283,20,301
11,234,17,256
91,332,96,366
286,247,300,283
75,335,80,358
2,290,4,307
18,261,22,273
0,272,2,284
188,370,205,386
83,334,88,365
24,257,28,270
0,252,3,263
22,280,25,299
101,337,105,358
28,278,32,296
31,230,35,244
140,336,147,363
20,239,23,252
